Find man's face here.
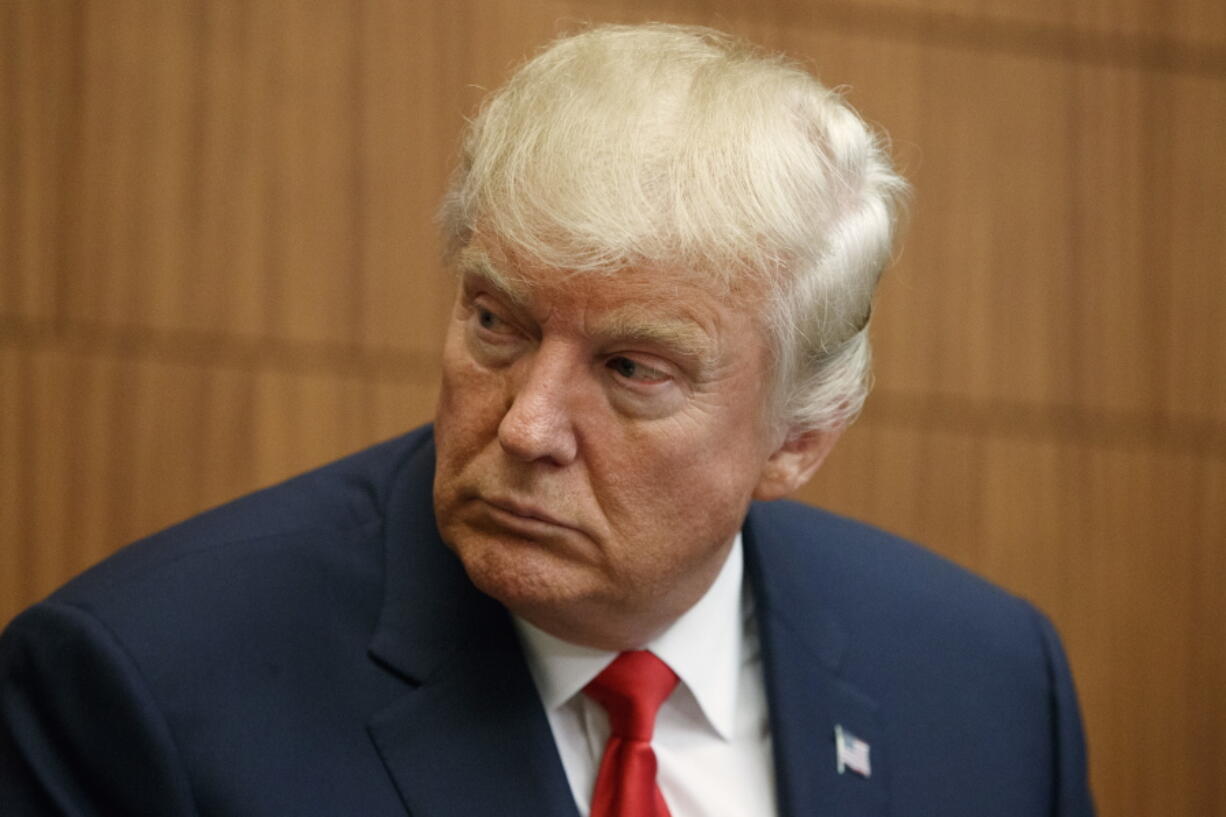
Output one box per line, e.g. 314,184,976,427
432,246,791,648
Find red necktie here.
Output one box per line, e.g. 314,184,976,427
583,650,679,817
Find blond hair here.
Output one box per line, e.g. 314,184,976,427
440,23,908,432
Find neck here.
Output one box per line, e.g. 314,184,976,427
514,600,683,652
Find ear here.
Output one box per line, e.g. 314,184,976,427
753,427,844,501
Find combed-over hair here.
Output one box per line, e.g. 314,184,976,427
439,23,908,432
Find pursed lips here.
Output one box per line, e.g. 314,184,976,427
479,495,579,532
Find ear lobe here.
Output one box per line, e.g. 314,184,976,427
753,428,844,501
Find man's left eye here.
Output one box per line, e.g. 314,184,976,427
606,356,668,384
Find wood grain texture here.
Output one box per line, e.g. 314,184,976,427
598,0,1226,69
1,1,1223,815
0,0,78,323
851,0,1226,52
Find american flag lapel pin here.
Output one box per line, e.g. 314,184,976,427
834,724,872,778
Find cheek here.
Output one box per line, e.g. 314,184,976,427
435,338,508,462
594,454,753,594
595,425,760,534
637,400,771,515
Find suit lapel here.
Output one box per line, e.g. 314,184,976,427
745,505,891,817
365,435,579,817
366,629,579,817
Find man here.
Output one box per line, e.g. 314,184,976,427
1,24,1093,817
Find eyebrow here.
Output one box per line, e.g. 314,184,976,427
594,307,719,373
455,247,719,372
455,248,532,308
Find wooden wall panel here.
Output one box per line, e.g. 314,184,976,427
799,420,987,553
0,0,77,323
2,2,1223,816
866,0,1225,51
356,0,463,352
1165,71,1226,420
36,1,469,354
607,0,1226,55
0,349,22,617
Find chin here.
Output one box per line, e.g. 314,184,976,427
447,527,600,614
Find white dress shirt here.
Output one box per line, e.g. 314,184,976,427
514,534,777,817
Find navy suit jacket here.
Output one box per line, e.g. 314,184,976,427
1,426,1093,816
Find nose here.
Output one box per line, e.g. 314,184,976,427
497,345,579,465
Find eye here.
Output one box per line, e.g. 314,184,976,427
471,301,518,338
477,307,503,330
464,296,529,368
606,356,670,385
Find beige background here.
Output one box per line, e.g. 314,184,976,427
2,1,1224,814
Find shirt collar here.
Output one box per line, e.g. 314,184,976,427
514,533,746,741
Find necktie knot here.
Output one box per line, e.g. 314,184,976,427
584,650,679,742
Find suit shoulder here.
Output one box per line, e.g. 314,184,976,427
747,499,1042,649
46,427,434,614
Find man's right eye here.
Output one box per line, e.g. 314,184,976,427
473,304,515,336
477,308,501,330
468,300,526,357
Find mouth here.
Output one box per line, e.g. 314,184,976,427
478,496,579,533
